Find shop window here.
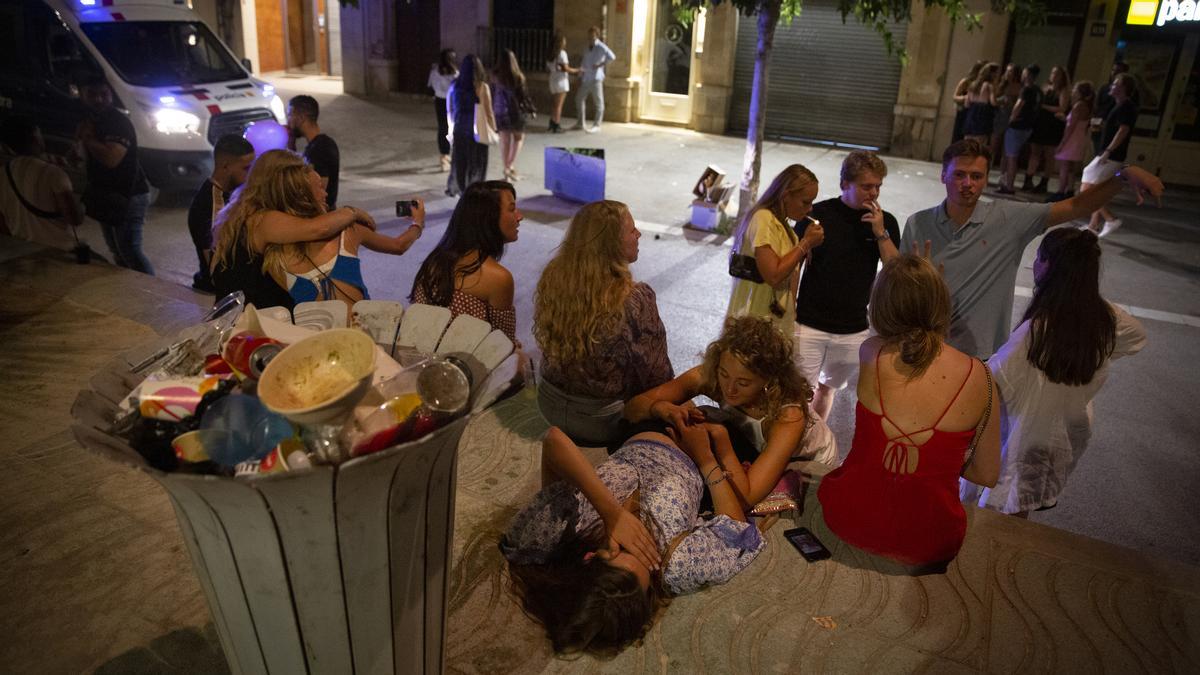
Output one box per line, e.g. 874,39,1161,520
1171,55,1200,143
1119,37,1183,136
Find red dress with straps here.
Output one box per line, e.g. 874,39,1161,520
818,355,977,566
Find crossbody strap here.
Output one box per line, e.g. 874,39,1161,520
960,360,993,475
5,161,62,220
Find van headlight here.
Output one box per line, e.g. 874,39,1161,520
153,108,201,135
269,95,286,124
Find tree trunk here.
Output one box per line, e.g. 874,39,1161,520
737,0,781,221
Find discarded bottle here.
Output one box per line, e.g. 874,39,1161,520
351,355,473,457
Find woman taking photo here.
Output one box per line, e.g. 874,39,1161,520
427,48,458,173
545,33,578,133
410,180,521,342
535,200,673,446
492,49,535,182
818,254,1000,571
961,228,1145,516
502,423,763,655
446,54,496,197
626,315,836,513
725,164,824,334
210,150,376,312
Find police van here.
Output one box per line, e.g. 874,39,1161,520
0,0,285,191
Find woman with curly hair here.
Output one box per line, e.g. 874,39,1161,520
209,149,377,312
410,180,521,341
818,254,1000,570
961,228,1145,516
625,315,836,512
502,422,763,656
725,164,824,334
534,200,673,446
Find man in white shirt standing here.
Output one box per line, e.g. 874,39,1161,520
573,26,616,133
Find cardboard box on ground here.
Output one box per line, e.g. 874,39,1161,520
689,165,733,232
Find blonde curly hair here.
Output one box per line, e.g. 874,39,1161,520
209,149,326,280
533,200,634,365
698,315,812,423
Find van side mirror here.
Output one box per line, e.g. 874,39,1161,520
241,58,253,73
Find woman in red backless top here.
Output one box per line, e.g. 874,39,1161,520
818,254,1001,568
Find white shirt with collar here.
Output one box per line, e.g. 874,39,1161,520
581,40,616,82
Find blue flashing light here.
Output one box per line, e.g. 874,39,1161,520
159,95,177,105
80,0,97,6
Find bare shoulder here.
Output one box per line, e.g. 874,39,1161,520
858,336,884,363
478,258,515,307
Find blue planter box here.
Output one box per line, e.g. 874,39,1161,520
544,147,605,203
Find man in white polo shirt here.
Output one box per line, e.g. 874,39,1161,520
573,26,615,134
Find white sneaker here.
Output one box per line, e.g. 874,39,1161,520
585,124,600,134
1099,219,1123,238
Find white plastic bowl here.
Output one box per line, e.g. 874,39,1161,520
258,328,377,426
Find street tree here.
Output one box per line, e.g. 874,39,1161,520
676,0,1045,218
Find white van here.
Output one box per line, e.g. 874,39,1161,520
0,0,285,191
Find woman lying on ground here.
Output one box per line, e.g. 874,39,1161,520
818,253,1000,571
960,227,1145,516
534,200,673,446
625,315,837,513
502,424,764,655
410,180,521,342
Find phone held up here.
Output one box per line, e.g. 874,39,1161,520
395,199,419,217
784,527,831,562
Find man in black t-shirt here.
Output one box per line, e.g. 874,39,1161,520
998,64,1041,194
1081,73,1140,238
1091,61,1141,157
793,151,900,424
287,95,339,210
187,134,254,293
77,76,154,274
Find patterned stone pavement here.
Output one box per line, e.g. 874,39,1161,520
2,238,1198,673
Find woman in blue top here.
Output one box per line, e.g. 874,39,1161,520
502,424,764,655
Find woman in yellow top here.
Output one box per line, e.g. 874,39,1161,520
725,164,824,333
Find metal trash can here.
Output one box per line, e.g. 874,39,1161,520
71,329,509,674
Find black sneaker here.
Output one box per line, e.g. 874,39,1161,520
1020,177,1034,192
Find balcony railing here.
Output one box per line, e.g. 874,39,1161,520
475,26,554,73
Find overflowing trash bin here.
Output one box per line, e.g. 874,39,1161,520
71,294,522,675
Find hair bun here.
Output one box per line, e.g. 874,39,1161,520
899,328,940,369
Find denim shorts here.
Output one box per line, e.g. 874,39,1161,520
1004,127,1033,158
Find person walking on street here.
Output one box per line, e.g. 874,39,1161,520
795,151,900,426
446,55,496,197
0,116,84,253
492,49,536,182
429,49,458,173
901,139,1162,360
1081,74,1139,238
287,95,340,211
573,26,615,133
187,134,254,293
77,75,154,274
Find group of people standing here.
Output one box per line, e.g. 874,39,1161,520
497,138,1162,655
427,27,617,196
952,59,1141,238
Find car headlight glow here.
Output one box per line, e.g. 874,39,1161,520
153,108,201,135
269,94,286,124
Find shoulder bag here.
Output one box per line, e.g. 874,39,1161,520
960,360,993,476
474,86,499,146
728,212,764,283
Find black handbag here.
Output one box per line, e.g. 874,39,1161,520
728,214,764,283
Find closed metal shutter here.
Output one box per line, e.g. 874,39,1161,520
729,0,908,150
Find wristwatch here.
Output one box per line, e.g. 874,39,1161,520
874,233,890,242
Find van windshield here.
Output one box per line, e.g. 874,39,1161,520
80,21,245,87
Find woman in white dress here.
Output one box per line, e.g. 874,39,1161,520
961,227,1146,516
546,33,578,133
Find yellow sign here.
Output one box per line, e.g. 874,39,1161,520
1129,0,1200,27
1127,1,1159,26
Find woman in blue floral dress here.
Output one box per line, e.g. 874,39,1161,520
501,424,764,655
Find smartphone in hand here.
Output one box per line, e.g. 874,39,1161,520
784,527,831,562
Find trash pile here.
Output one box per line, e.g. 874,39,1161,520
107,293,518,478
